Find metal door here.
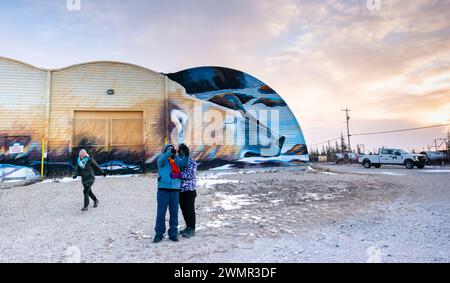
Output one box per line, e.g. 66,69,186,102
72,111,145,174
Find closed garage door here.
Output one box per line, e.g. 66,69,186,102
72,111,144,173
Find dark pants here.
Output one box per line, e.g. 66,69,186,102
180,190,197,230
83,182,97,208
155,189,180,238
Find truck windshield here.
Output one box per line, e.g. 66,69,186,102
397,149,410,154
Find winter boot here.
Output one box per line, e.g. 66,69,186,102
169,235,179,242
182,228,195,238
94,200,99,208
153,235,164,243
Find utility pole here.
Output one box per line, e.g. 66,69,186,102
447,131,450,164
447,130,450,151
341,108,352,153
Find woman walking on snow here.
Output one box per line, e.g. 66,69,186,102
73,149,106,211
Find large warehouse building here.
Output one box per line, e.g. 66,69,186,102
0,57,308,181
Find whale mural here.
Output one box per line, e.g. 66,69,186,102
167,66,308,167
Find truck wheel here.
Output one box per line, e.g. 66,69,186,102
374,164,381,168
404,160,414,169
363,160,371,169
416,163,425,169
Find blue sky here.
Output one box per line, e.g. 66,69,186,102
1,0,449,151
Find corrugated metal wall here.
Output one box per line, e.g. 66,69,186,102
0,58,47,162
0,58,241,175
50,62,167,162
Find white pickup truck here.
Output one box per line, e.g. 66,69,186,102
358,148,427,169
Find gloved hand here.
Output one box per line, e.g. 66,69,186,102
73,175,77,179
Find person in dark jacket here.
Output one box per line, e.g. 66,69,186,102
153,144,188,243
73,149,106,211
178,144,198,238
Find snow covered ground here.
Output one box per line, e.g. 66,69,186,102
0,165,449,263
0,164,40,182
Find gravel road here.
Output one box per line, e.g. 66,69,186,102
0,165,449,263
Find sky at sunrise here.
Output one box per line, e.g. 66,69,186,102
1,0,449,152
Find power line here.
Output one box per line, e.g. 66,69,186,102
302,121,346,131
309,137,341,147
352,123,450,137
307,123,450,147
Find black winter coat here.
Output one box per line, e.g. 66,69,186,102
74,158,105,186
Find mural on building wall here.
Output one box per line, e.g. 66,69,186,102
167,66,308,169
0,59,308,181
0,134,41,181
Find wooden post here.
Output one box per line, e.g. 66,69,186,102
42,70,52,178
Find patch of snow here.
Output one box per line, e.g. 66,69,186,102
322,194,336,200
41,174,139,184
0,165,40,181
210,157,309,171
307,166,317,172
237,155,309,164
3,179,25,184
194,224,206,231
210,164,233,171
308,166,339,175
197,179,240,189
105,174,139,178
303,192,339,202
42,177,79,184
129,230,152,240
199,171,237,179
379,172,406,176
60,178,78,183
212,193,255,210
357,171,406,176
270,199,284,204
204,169,269,177
198,207,215,213
305,193,321,201
204,220,231,228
